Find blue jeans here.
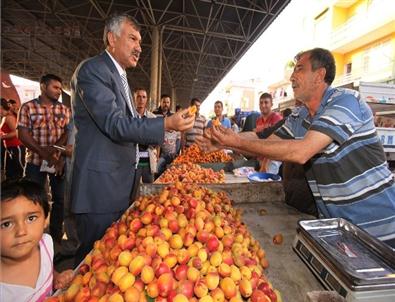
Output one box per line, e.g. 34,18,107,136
25,162,65,242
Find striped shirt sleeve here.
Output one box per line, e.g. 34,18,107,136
310,92,366,145
274,107,303,139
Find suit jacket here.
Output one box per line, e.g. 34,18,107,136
70,51,164,214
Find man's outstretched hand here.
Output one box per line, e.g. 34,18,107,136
164,109,195,132
195,128,222,153
210,125,240,148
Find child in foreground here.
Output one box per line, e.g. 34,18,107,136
0,179,74,301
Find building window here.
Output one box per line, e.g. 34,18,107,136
345,63,352,74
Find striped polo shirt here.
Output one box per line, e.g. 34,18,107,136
185,114,206,147
276,87,395,242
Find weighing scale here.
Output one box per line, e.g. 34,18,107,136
293,218,395,302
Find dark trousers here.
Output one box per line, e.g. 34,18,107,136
4,146,26,180
130,163,154,203
60,158,80,256
25,162,65,242
74,211,123,266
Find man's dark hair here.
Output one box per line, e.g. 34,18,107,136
103,13,141,47
214,100,223,108
161,94,171,100
8,99,17,105
1,179,50,218
175,105,182,111
295,48,336,85
134,87,148,95
40,74,62,86
1,98,10,110
259,93,272,101
190,98,201,106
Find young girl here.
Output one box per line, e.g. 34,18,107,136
0,179,74,301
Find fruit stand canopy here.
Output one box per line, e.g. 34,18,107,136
1,0,290,106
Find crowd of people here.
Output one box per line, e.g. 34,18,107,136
1,11,394,301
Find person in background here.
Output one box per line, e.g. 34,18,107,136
0,179,73,300
182,97,206,148
241,111,260,132
7,99,19,116
155,95,180,177
255,93,282,173
230,116,240,133
198,47,395,248
70,13,194,265
53,119,79,266
153,94,172,117
130,88,158,202
175,105,183,153
1,98,25,180
17,74,70,244
207,100,231,128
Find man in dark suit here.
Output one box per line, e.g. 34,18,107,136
70,13,194,265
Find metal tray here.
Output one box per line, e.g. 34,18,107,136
297,218,395,291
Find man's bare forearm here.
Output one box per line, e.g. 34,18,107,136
234,137,307,164
17,128,45,156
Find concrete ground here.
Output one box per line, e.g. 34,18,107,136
235,201,323,302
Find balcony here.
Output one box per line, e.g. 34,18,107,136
330,3,395,53
332,65,394,88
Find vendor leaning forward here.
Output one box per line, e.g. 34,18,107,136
198,47,395,248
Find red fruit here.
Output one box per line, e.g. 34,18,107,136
79,264,90,275
267,290,277,302
130,218,143,232
196,230,209,243
121,236,136,250
192,257,202,269
175,205,185,214
155,262,171,278
258,282,271,295
104,237,116,249
91,281,107,297
186,208,196,219
167,289,177,302
206,236,220,252
188,198,198,208
157,273,174,297
168,220,180,233
251,290,271,302
175,264,189,281
134,279,145,292
177,280,194,298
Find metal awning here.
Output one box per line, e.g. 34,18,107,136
1,0,290,107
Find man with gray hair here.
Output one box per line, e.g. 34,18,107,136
70,13,194,264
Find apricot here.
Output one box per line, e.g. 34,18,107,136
188,105,197,115
118,251,133,267
220,277,237,299
118,272,135,292
173,294,189,302
213,118,221,127
140,266,154,284
108,293,124,302
124,286,140,302
273,233,283,245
